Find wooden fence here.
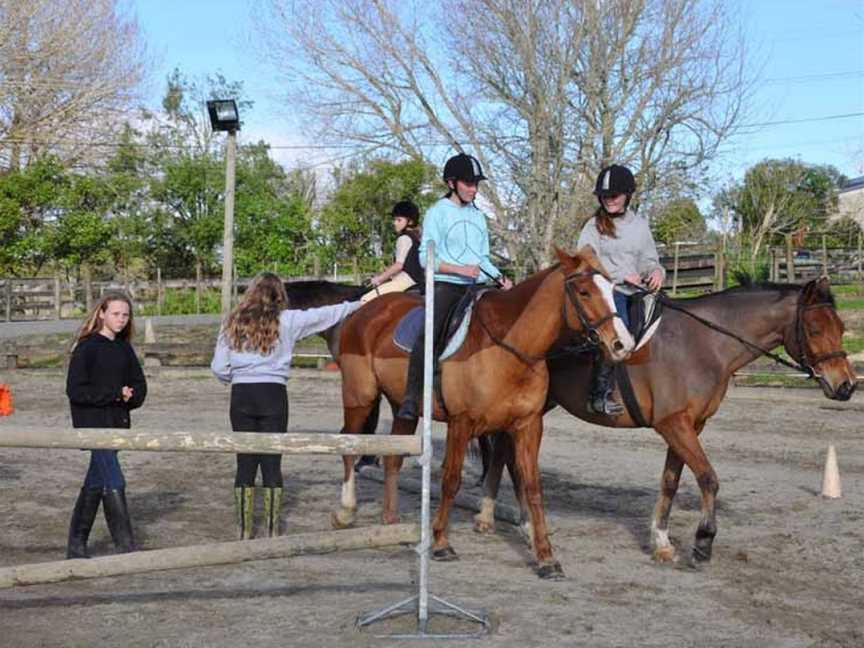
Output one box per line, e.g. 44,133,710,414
4,243,864,321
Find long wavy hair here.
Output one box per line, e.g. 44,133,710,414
593,206,619,238
72,292,135,350
224,272,289,355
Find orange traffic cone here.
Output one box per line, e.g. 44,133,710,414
0,384,13,416
820,444,842,499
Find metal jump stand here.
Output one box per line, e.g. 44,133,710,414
356,242,490,639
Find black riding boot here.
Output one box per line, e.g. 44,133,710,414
67,487,102,559
102,488,136,553
396,343,425,420
588,360,624,416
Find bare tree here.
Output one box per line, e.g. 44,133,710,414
256,0,753,271
0,0,146,170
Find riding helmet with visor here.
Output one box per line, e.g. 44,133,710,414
594,164,636,197
391,200,420,228
443,153,487,184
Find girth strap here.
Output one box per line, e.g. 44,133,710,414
613,363,650,428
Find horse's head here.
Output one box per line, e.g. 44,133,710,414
785,278,857,401
556,246,634,362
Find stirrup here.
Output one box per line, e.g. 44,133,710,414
588,396,625,416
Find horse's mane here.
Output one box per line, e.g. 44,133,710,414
283,280,366,309
669,272,835,307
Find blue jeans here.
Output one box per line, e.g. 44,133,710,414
613,290,631,330
82,450,126,490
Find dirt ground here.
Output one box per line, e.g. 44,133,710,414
0,367,861,648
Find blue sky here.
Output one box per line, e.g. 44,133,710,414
134,0,864,186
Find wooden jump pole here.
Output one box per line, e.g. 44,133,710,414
0,524,419,589
0,427,421,457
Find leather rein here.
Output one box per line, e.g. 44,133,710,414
475,269,617,366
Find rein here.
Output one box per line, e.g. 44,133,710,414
653,289,845,378
474,269,613,367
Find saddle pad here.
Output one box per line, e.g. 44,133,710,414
393,302,474,360
630,292,662,352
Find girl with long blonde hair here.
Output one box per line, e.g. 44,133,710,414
66,292,147,558
211,272,361,539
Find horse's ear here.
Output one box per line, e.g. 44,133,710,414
802,277,834,305
554,246,572,267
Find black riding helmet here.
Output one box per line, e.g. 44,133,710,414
443,153,487,184
594,164,636,196
391,200,420,228
594,164,636,212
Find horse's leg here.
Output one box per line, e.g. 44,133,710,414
474,432,505,534
354,397,382,470
331,404,375,529
654,414,719,562
650,447,685,563
380,415,416,525
431,421,471,561
510,419,563,580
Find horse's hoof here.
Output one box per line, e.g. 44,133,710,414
652,546,679,564
472,516,495,535
381,512,400,525
431,546,459,562
692,545,713,563
537,561,565,580
330,509,355,529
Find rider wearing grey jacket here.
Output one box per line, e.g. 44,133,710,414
577,164,664,417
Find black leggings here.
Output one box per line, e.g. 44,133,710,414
230,383,288,488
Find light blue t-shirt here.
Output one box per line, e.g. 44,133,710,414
418,197,502,285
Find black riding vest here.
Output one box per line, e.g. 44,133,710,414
402,231,425,285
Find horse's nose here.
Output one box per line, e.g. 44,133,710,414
837,380,856,401
613,339,625,353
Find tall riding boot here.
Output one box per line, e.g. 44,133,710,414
396,345,425,420
234,486,254,540
67,487,102,559
588,360,624,416
262,487,283,538
102,488,136,553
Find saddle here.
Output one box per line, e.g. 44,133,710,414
393,287,483,360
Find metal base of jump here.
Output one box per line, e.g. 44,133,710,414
356,592,489,639
354,242,489,639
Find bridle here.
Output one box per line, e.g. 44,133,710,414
475,267,620,366
562,269,619,345
657,287,846,379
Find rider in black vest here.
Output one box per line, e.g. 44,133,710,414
361,201,424,303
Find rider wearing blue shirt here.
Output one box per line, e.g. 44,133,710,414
397,153,513,420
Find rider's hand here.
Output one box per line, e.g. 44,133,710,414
370,275,382,287
121,386,133,402
461,265,481,279
499,276,514,290
645,268,664,292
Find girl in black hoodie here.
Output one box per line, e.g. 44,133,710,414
65,292,146,558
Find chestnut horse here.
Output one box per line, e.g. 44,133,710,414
475,277,857,564
332,248,634,579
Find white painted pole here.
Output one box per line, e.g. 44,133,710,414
417,241,435,630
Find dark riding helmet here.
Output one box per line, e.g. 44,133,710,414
391,200,420,227
443,153,487,184
594,164,636,196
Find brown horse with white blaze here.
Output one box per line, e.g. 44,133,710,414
476,277,857,564
332,247,634,579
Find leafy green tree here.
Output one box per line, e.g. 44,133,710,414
317,158,438,272
716,159,843,268
652,198,707,246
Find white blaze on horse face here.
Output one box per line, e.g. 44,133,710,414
592,274,635,353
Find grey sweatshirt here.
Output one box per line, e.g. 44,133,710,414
210,301,361,385
576,209,665,293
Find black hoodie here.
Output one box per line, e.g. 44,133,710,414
66,333,147,428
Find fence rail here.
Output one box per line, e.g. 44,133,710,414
4,244,864,321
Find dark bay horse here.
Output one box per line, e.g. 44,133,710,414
475,277,857,565
333,248,635,579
